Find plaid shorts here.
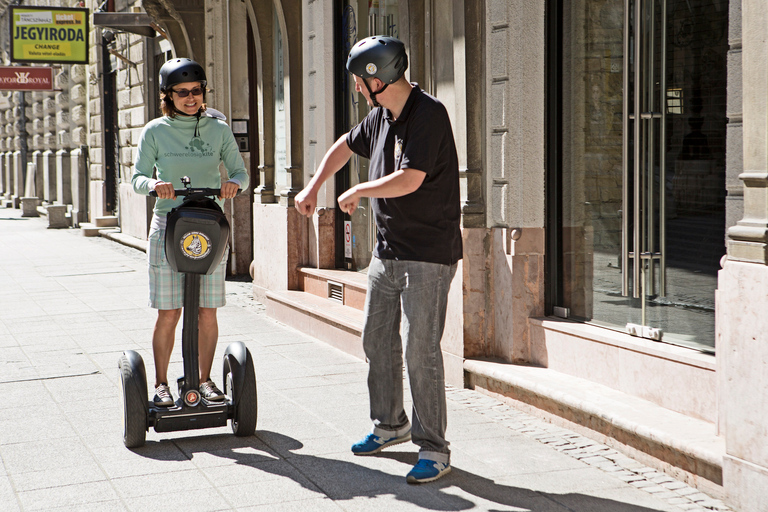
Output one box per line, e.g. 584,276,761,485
147,227,228,310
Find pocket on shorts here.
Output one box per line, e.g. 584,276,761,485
148,228,166,267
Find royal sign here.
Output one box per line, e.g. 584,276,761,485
0,67,54,91
10,6,89,64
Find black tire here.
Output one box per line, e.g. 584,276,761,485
224,347,257,436
119,352,148,448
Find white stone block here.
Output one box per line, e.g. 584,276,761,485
72,127,87,146
71,105,86,127
131,107,145,127
54,69,69,89
47,204,69,228
43,97,56,115
58,130,71,147
70,84,86,103
56,111,70,129
21,197,39,217
70,64,86,84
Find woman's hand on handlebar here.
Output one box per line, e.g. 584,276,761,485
219,181,240,200
153,181,176,199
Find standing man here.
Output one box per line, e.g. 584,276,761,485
295,36,462,484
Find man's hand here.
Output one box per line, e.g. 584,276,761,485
219,181,240,200
295,187,317,217
337,187,360,214
153,181,176,199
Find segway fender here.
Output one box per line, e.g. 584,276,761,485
223,342,249,403
118,350,149,447
122,350,148,404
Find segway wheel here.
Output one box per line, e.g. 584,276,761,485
223,344,257,436
118,351,148,448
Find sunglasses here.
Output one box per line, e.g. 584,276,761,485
172,87,204,98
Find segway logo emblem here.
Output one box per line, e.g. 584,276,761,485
366,63,377,75
181,232,212,260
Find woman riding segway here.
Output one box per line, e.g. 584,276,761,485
131,58,249,408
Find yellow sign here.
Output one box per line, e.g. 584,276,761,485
181,232,212,260
10,6,89,64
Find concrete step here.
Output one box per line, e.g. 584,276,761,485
80,222,119,236
464,359,726,497
298,267,368,311
81,225,98,237
266,289,365,360
94,215,118,228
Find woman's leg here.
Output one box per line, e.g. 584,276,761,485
198,307,218,382
152,308,182,387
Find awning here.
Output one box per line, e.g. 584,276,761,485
92,12,157,38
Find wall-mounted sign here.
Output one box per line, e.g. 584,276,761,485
232,119,250,152
0,66,54,91
10,6,89,64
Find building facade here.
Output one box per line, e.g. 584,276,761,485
1,1,766,509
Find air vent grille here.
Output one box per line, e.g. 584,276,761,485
328,281,344,304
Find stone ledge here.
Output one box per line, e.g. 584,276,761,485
464,359,726,494
94,215,119,228
99,229,147,252
299,267,368,292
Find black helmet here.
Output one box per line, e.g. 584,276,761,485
346,36,407,84
159,58,207,91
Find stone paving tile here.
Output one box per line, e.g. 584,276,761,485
217,476,324,509
494,467,627,495
16,480,121,512
8,463,108,494
47,501,129,512
124,488,231,512
240,497,345,512
550,485,682,512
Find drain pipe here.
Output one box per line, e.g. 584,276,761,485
226,0,238,275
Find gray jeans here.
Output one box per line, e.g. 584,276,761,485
362,256,457,464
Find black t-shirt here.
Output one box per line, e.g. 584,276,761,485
346,85,463,265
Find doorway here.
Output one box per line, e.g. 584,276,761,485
337,0,402,271
558,0,728,352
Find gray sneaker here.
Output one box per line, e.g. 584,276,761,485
199,379,226,401
153,383,175,407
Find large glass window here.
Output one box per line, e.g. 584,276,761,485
558,0,728,352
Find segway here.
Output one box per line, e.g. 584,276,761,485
118,177,257,448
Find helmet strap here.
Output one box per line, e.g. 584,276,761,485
363,78,388,108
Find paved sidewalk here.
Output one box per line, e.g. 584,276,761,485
0,207,732,512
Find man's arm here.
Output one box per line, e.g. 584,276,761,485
295,134,354,217
337,168,426,214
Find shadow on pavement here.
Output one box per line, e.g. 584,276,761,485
131,430,667,512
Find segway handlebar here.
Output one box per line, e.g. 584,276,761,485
149,188,242,197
